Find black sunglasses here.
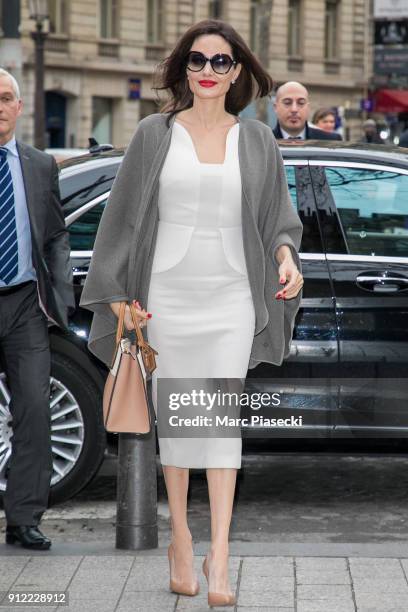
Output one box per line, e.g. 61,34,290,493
186,51,237,75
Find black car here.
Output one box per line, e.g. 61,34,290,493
1,141,407,505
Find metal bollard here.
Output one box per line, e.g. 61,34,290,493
115,425,158,550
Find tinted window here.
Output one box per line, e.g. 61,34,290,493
68,200,107,250
285,165,298,208
60,162,120,216
326,167,408,257
286,164,324,253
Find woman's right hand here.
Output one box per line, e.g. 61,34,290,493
110,300,151,330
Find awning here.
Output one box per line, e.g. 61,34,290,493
374,89,408,113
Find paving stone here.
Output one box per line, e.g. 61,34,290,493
61,602,116,612
242,559,294,578
295,558,348,571
123,570,169,592
357,607,408,612
350,558,401,567
236,608,294,612
349,558,403,577
399,559,408,576
243,557,294,566
176,604,211,612
79,556,134,569
66,583,123,599
297,584,353,600
296,602,355,612
176,594,214,610
352,578,408,593
296,570,350,585
237,589,294,607
116,591,178,611
239,575,294,592
0,608,58,612
354,593,408,607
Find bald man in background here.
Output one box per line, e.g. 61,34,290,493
273,81,342,141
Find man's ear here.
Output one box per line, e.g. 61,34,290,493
16,99,23,118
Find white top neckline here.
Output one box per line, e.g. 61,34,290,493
173,120,239,166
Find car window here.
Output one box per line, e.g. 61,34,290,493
285,164,325,253
285,165,297,208
326,166,408,257
68,200,107,250
60,163,119,216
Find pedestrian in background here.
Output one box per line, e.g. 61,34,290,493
312,107,338,134
81,19,303,608
359,119,384,144
0,68,74,550
273,81,342,141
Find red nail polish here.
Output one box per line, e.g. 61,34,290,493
147,313,152,318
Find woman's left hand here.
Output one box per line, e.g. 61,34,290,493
275,256,304,300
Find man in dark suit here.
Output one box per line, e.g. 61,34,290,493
273,81,342,141
0,69,74,549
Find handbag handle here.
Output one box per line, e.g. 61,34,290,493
114,301,149,349
128,303,150,349
115,301,127,346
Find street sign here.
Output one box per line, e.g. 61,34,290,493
371,74,408,88
360,99,374,112
374,0,408,19
128,78,141,100
375,20,408,45
374,47,408,75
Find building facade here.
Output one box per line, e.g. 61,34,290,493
0,0,370,146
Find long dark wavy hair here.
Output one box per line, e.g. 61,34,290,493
152,19,274,126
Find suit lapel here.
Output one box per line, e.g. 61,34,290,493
274,124,283,139
15,141,42,243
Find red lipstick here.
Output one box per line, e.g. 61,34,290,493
199,80,217,87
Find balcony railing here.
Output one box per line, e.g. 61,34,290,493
145,44,165,62
45,35,69,53
98,40,119,58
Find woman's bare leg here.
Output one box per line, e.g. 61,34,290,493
205,468,237,595
162,465,198,587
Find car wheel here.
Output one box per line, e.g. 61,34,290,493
0,351,106,507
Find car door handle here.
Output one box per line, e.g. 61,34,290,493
356,276,408,284
72,268,88,277
356,275,408,293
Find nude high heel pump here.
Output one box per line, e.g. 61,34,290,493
168,543,200,596
202,555,237,608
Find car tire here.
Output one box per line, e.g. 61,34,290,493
47,351,106,506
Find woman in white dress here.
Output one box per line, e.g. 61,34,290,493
83,19,304,608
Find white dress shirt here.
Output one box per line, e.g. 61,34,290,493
280,127,306,140
0,135,37,287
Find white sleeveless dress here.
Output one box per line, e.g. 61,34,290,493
146,120,255,468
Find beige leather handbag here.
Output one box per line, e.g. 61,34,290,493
102,302,158,434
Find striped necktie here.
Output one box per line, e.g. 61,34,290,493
0,147,18,285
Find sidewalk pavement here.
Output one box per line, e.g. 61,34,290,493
1,542,408,612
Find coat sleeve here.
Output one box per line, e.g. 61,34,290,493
264,133,304,359
44,155,75,311
266,136,303,270
79,121,146,365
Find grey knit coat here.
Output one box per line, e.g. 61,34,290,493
80,112,303,369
